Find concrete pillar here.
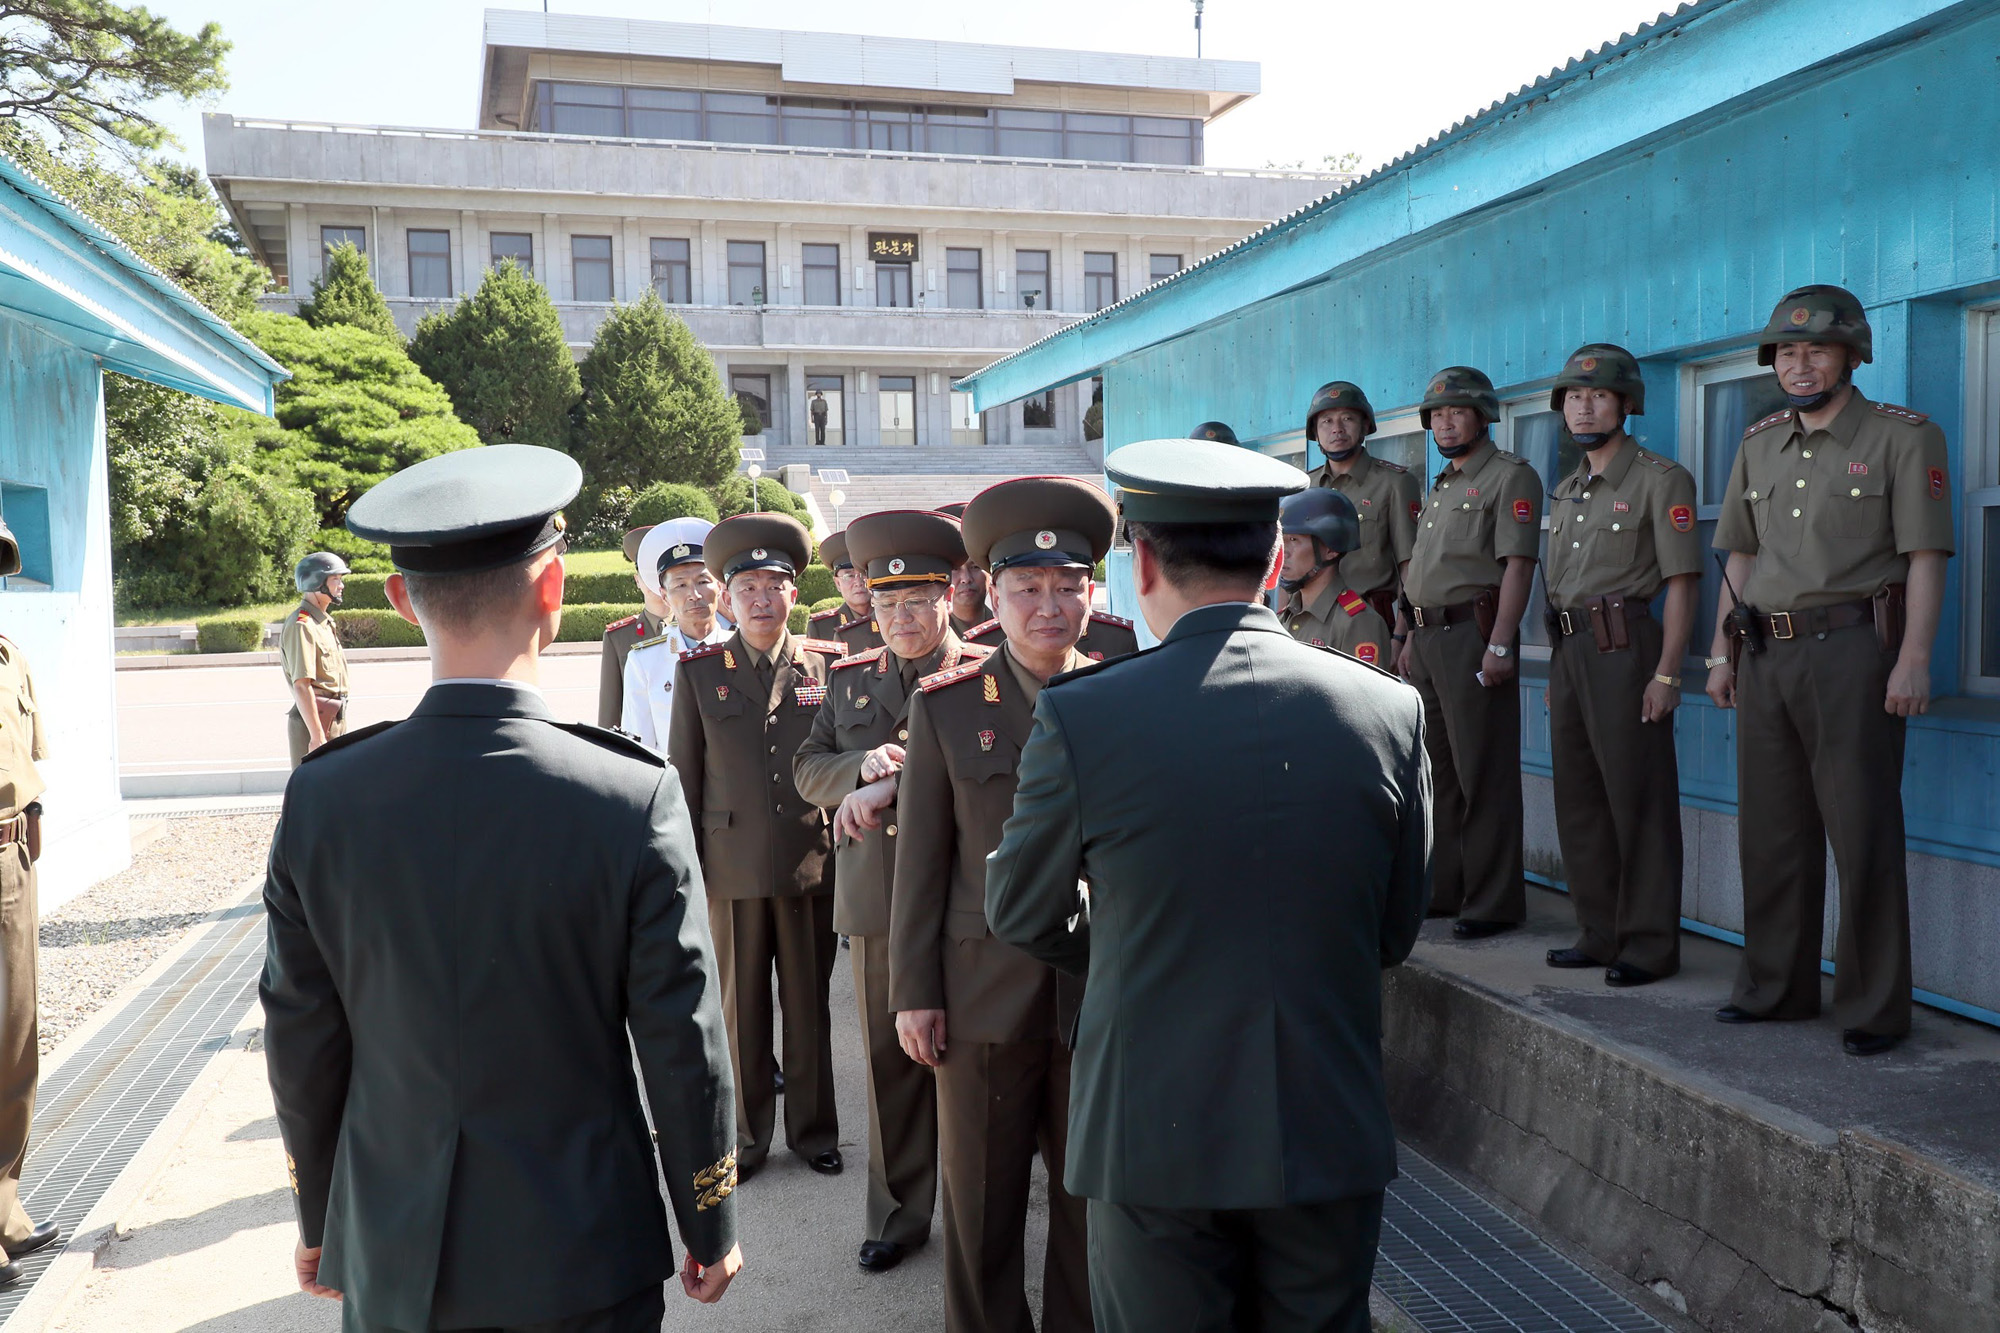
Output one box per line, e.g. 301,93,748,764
699,220,720,306
377,207,400,296
621,216,642,302
991,228,1008,308
920,228,941,308
284,203,304,294
541,214,561,301
851,224,870,306
776,222,794,304
785,357,807,450
1059,231,1079,312
459,209,477,297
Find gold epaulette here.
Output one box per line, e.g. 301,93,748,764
832,646,886,670
800,638,846,655
919,660,988,693
680,642,728,663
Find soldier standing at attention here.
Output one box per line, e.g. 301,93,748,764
279,552,351,767
1306,381,1420,636
811,388,830,446
985,438,1430,1333
265,445,742,1330
1397,366,1542,938
1705,286,1953,1057
622,519,729,755
890,477,1110,1332
669,514,846,1176
0,519,62,1289
1278,488,1392,665
794,510,989,1272
1542,344,1701,987
811,529,882,652
599,524,671,727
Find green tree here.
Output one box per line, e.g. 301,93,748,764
574,290,740,494
629,481,719,527
713,475,807,521
0,1,228,154
408,259,579,446
229,309,479,526
297,240,399,341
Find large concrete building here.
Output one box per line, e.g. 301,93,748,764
204,9,1338,485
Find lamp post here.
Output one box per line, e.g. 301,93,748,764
1193,0,1205,58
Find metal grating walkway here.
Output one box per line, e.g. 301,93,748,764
1377,1149,1669,1332
0,889,265,1322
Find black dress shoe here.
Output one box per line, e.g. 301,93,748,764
1546,947,1600,969
1604,963,1662,988
807,1148,844,1175
1452,919,1517,940
857,1239,907,1272
1425,906,1457,919
0,1261,19,1290
1843,1029,1903,1057
4,1223,59,1260
735,1156,764,1184
773,1067,785,1095
1713,1004,1766,1024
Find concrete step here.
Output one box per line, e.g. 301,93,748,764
758,445,1099,476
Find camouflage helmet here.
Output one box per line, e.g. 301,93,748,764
1548,343,1646,415
0,517,18,578
294,551,351,595
1304,381,1377,441
1279,487,1361,556
1189,421,1240,445
1419,366,1499,429
1756,284,1872,366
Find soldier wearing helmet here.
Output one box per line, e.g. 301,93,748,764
1705,285,1954,1057
1399,365,1542,938
1541,343,1701,989
1305,381,1419,638
280,551,352,766
1278,488,1390,665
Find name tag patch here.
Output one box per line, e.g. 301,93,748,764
1612,500,1631,513
1849,462,1869,475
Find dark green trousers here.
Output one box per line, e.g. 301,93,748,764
853,932,937,1246
1547,618,1684,976
341,1281,664,1331
710,893,840,1167
1731,624,1911,1035
1086,1193,1382,1333
1404,623,1525,924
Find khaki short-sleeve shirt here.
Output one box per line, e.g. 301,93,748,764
1310,451,1420,596
1403,441,1544,607
279,601,349,699
1713,391,1954,610
1282,574,1391,667
0,637,47,813
1545,437,1702,606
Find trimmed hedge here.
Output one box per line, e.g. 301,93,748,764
809,596,844,615
798,563,837,606
787,604,810,636
197,617,266,654
630,482,718,527
557,603,645,643
340,572,392,610
565,571,642,604
332,609,426,648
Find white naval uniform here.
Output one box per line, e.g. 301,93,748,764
620,623,730,754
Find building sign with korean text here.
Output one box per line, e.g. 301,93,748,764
869,233,919,263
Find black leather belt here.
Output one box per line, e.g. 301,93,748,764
1551,599,1654,638
1407,600,1479,629
1754,600,1874,640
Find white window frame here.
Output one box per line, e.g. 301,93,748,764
1495,394,1564,661
1681,350,1770,519
1962,304,2000,697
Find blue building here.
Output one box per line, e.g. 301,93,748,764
0,149,286,904
964,0,2000,1021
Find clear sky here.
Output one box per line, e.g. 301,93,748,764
144,0,1678,174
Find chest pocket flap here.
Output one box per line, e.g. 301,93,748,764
952,733,1020,783
697,682,747,720
1446,485,1497,539
1824,469,1888,539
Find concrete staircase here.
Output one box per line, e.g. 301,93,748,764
757,445,1104,527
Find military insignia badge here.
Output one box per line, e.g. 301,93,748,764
1035,530,1058,549
716,685,731,701
1790,306,1811,326
1311,637,1326,647
1088,651,1104,661
978,729,995,752
722,649,737,670
1579,356,1599,373
1358,497,1372,506
1929,466,1946,500
1357,642,1380,664
1612,500,1631,513
889,557,906,574
982,674,1000,704
1466,488,1479,498
671,543,691,559
1429,379,1447,396
751,548,768,560
1512,498,1533,523
1670,504,1694,532
1336,589,1367,617
1849,462,1868,475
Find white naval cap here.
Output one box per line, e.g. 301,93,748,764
636,516,717,596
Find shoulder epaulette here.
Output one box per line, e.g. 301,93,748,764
808,606,841,620
800,638,846,655
605,614,641,634
1745,409,1796,438
833,646,887,670
960,641,996,661
1376,459,1408,474
1493,449,1529,465
918,660,988,693
1873,401,1930,425
299,719,399,763
552,721,665,766
1049,644,1162,686
1636,448,1677,472
680,642,729,663
1335,589,1368,618
1089,611,1133,629
965,617,1002,640
838,618,878,634
635,632,674,650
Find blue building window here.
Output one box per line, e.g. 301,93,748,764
0,482,52,588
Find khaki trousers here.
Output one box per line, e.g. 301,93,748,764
1404,624,1525,924
1547,618,1684,976
1731,625,1911,1035
936,1038,1090,1333
709,894,839,1167
287,705,347,768
852,933,936,1246
0,843,34,1253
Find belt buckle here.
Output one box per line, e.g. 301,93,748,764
1768,611,1795,640
1411,607,1429,629
1557,610,1577,637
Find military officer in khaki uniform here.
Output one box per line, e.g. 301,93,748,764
1397,366,1543,936
816,529,887,653
0,522,61,1287
891,478,1109,1333
1279,488,1391,665
1306,381,1420,633
1706,286,1954,1056
669,514,846,1174
279,552,351,767
795,510,989,1273
1542,344,1701,987
600,525,671,727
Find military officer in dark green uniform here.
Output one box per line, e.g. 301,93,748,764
599,524,670,727
811,528,882,650
966,607,1139,663
1278,488,1392,666
1706,286,1954,1056
986,438,1431,1333
1542,344,1701,987
938,504,996,638
1305,381,1420,633
264,445,742,1331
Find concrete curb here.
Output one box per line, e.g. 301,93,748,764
116,641,600,670
119,771,289,800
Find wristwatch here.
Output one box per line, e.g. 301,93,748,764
1703,654,1730,670
1486,643,1512,658
1653,674,1683,689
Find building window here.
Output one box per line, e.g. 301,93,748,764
1023,390,1056,429
572,235,613,302
727,241,767,306
861,105,914,152
731,373,772,432
1369,425,1426,473
945,249,982,310
802,243,841,307
650,238,691,303
876,261,913,309
1149,254,1184,283
626,87,702,140
408,230,452,299
879,375,917,446
0,483,52,589
1687,352,1789,659
540,82,624,137
1962,305,2000,692
707,92,778,145
951,377,985,446
807,374,845,447
784,97,852,149
995,109,1063,158
1083,252,1118,312
321,225,365,260
925,105,993,155
1132,116,1197,165
1015,250,1051,310
490,232,533,276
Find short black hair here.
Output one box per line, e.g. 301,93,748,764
403,558,533,633
1126,519,1277,589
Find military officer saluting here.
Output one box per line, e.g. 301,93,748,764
891,478,1109,1331
1278,488,1392,666
1705,286,1953,1056
794,510,990,1273
279,552,351,767
1542,344,1701,987
1306,381,1420,632
812,528,884,651
1397,366,1542,937
621,519,730,754
669,514,846,1177
265,445,742,1330
599,525,671,727
986,438,1430,1333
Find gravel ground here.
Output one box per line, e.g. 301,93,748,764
37,813,277,1055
